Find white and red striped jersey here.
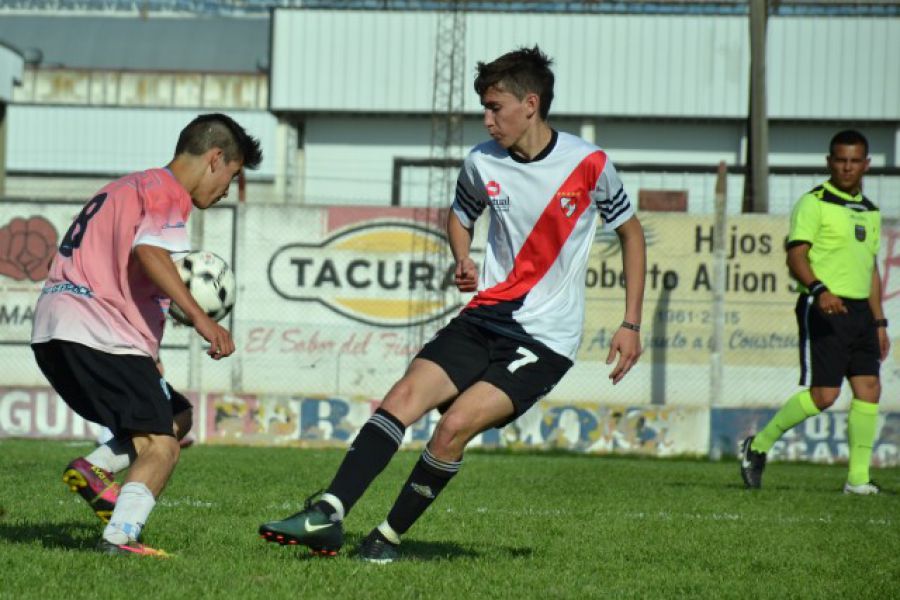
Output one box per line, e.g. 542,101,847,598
452,130,633,360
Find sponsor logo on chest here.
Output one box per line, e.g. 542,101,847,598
485,180,510,211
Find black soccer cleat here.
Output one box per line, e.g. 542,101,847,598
740,435,767,489
356,528,400,564
258,495,344,556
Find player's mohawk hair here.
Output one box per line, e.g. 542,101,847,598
474,45,555,120
175,113,263,170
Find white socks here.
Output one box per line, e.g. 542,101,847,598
377,521,401,545
85,438,135,474
103,482,155,544
319,492,346,522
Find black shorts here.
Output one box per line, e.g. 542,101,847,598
796,295,880,387
32,340,191,437
416,317,573,426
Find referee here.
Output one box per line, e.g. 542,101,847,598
741,130,889,494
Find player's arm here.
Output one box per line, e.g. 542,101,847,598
447,211,478,292
868,262,890,361
606,215,645,385
133,244,235,359
786,243,846,315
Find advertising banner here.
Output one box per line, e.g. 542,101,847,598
710,407,900,467
0,385,200,440
584,213,796,366
2,201,899,410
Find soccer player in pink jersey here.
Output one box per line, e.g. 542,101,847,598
31,113,262,557
259,46,646,562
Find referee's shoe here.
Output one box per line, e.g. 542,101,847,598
843,480,882,495
739,436,767,489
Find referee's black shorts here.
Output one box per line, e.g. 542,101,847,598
795,294,880,387
32,339,191,437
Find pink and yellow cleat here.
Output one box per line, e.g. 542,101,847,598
62,458,120,523
97,539,172,558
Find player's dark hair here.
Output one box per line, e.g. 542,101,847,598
829,129,868,157
474,45,555,120
175,113,263,170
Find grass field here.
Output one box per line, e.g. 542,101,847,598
0,439,898,599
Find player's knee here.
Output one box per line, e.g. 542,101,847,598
811,389,839,410
174,409,193,439
381,378,421,414
431,414,472,458
855,381,881,402
141,433,181,466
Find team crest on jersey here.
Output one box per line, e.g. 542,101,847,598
556,190,583,218
855,224,866,241
485,180,510,211
560,197,577,218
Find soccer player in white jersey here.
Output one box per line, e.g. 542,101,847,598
259,46,646,562
31,114,261,556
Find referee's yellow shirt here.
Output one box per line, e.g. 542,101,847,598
788,181,881,300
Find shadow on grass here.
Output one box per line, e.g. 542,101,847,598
0,520,99,551
262,535,533,562
662,479,844,494
393,539,533,562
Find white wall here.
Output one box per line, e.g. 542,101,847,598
273,10,900,121
300,115,899,215
272,9,750,118
6,105,278,180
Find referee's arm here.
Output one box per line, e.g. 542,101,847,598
786,242,846,315
869,262,890,361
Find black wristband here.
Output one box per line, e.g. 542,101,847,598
875,318,888,328
621,321,641,332
808,280,828,298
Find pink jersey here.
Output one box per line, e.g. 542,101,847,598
453,131,634,360
31,168,192,359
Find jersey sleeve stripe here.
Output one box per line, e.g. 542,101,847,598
602,196,631,221
454,182,484,219
454,192,482,216
453,198,481,222
456,179,478,204
600,192,629,212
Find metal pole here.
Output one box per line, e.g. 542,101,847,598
188,210,205,393
749,0,770,213
710,161,728,412
0,105,7,196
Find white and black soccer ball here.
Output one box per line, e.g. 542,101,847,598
169,251,236,325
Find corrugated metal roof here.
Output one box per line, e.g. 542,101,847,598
271,9,899,121
3,1,898,17
270,10,751,118
0,15,269,72
767,17,900,120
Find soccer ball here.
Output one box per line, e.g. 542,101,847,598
169,251,236,325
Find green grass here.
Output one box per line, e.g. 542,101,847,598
0,440,898,599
